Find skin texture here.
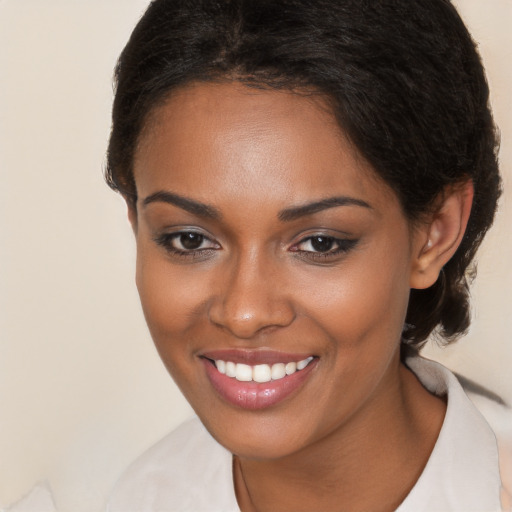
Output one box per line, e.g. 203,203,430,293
130,82,472,511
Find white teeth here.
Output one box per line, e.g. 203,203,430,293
253,364,272,383
236,363,253,382
214,357,313,383
297,356,313,370
271,363,286,380
285,361,297,375
226,361,237,378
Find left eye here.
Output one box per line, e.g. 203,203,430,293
298,236,336,253
293,235,357,254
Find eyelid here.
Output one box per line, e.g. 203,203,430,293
291,235,355,250
288,233,358,261
153,228,221,258
172,232,219,250
289,228,352,247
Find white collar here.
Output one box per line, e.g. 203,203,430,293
396,357,501,512
108,357,502,511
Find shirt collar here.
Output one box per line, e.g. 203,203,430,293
397,357,501,512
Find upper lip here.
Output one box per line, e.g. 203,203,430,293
199,349,316,365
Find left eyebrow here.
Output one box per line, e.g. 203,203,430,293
278,196,372,222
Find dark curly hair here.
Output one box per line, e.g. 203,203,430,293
106,0,501,348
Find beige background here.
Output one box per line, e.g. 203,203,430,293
0,1,510,511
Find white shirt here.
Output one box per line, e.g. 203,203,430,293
1,484,56,512
107,357,505,512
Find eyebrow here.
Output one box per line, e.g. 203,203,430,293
142,191,371,222
142,191,221,220
278,196,372,222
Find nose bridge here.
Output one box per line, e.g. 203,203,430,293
209,247,294,338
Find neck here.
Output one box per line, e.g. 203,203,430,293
233,361,445,512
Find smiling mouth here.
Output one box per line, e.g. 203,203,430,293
212,357,314,383
201,353,318,410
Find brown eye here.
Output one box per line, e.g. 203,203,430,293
296,235,337,253
180,232,204,250
310,236,335,252
154,230,220,256
292,235,358,260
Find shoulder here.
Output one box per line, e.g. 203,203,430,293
465,390,512,511
107,417,238,512
400,356,505,512
2,483,56,512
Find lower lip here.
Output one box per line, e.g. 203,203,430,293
202,358,317,410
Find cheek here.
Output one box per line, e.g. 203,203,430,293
135,245,212,348
298,248,411,353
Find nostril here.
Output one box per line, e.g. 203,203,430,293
208,281,296,338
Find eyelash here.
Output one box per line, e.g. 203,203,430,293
154,231,358,262
154,232,220,259
290,235,358,261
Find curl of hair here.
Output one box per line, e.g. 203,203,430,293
106,0,501,348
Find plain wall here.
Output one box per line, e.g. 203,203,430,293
0,1,510,511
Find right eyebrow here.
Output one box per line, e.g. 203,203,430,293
142,191,221,220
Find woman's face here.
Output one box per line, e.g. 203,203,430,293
132,82,424,459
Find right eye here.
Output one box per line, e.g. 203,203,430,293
154,231,221,257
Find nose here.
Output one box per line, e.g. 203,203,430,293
208,252,296,339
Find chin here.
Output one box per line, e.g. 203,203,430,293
193,396,333,461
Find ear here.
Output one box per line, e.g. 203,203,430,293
410,180,474,290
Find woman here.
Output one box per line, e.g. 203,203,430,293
105,0,507,510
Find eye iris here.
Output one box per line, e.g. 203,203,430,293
311,236,334,252
180,233,204,250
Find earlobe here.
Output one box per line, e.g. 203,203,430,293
410,180,474,290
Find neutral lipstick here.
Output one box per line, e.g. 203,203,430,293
201,350,317,410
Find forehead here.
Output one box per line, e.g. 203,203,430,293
133,81,395,210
